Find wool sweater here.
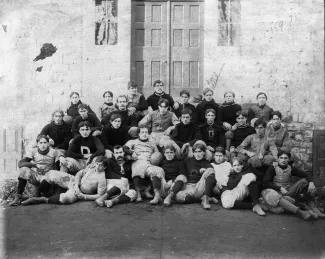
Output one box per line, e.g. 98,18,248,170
161,159,182,181
71,113,102,137
266,125,291,152
232,124,256,148
101,125,129,151
127,93,148,111
195,99,219,125
66,101,96,119
98,102,115,119
146,92,175,111
101,109,138,129
173,102,197,123
199,122,225,149
247,104,274,123
139,110,179,133
171,122,202,147
67,135,105,162
40,121,72,150
180,157,213,183
218,102,242,126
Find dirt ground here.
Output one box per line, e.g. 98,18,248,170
2,201,325,259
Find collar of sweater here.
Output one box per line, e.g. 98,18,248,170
154,92,165,97
220,101,235,107
70,100,82,108
38,147,50,155
201,99,217,107
257,103,267,109
237,123,250,129
51,121,64,126
278,164,289,170
109,125,121,131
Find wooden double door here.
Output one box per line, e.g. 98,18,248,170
131,0,204,98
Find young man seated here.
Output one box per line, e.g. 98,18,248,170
170,108,202,158
101,94,138,138
60,121,105,175
10,135,66,206
21,156,108,205
160,145,187,206
71,103,102,137
95,145,137,208
101,114,129,158
199,109,225,161
124,126,165,205
261,151,324,220
173,141,218,210
236,118,278,169
138,98,181,157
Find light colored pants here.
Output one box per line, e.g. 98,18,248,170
175,168,215,203
131,160,165,179
19,167,46,185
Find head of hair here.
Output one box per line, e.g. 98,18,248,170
113,145,123,151
78,103,89,111
180,89,190,97
272,111,282,120
278,150,291,159
36,134,49,143
192,141,206,152
52,109,64,118
116,94,128,103
103,91,113,98
110,113,122,122
236,110,248,118
153,80,164,87
95,155,109,168
254,118,267,128
163,144,176,153
231,156,244,166
70,92,80,98
224,91,235,98
181,108,192,116
214,146,226,155
138,125,150,134
158,98,169,108
203,87,214,96
78,121,91,129
205,109,216,116
256,92,267,100
128,80,138,89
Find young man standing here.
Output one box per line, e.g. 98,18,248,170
146,80,175,111
71,104,102,137
61,121,105,175
126,80,148,119
236,118,278,168
124,126,165,205
173,90,197,123
10,135,65,206
95,145,137,208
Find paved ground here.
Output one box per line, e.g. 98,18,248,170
2,201,325,259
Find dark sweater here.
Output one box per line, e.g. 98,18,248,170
262,164,313,191
218,102,242,126
67,135,105,162
66,101,96,119
171,122,202,147
71,113,103,137
101,125,129,151
146,92,174,111
248,104,274,123
105,157,132,182
173,102,197,123
101,110,138,130
199,122,225,149
232,124,256,148
40,121,71,150
161,159,182,181
195,99,219,125
180,157,213,183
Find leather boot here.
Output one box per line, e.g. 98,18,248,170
150,189,161,205
201,195,211,210
9,194,23,206
163,191,175,206
296,209,311,220
21,197,48,205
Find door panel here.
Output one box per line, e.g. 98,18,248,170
313,130,325,187
131,0,204,98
